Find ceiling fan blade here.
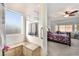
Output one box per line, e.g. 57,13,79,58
70,10,78,14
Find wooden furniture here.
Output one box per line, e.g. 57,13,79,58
5,45,23,56
5,48,15,56
4,42,41,56
23,43,41,56
15,45,23,56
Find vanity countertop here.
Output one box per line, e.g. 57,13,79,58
24,43,40,51
5,42,40,51
6,42,28,49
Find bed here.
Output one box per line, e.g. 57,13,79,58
47,31,71,46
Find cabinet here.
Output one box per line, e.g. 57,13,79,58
23,43,41,56
5,45,23,56
5,48,15,56
15,45,23,56
23,46,30,56
4,43,41,56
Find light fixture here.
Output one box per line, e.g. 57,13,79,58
64,14,69,17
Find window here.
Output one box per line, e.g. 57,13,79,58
55,25,58,32
74,24,79,32
5,10,21,34
76,24,79,31
65,25,72,32
5,10,22,46
55,24,73,32
59,25,65,32
74,24,77,32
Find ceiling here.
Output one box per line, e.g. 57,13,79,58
5,3,27,16
5,3,41,17
47,3,79,21
4,3,79,21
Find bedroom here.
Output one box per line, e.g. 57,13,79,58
0,3,79,56
47,3,79,56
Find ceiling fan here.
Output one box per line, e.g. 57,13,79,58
64,10,78,16
59,9,78,17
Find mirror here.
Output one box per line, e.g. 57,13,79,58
26,19,39,37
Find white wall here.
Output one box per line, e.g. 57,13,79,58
25,4,47,55
40,4,47,55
